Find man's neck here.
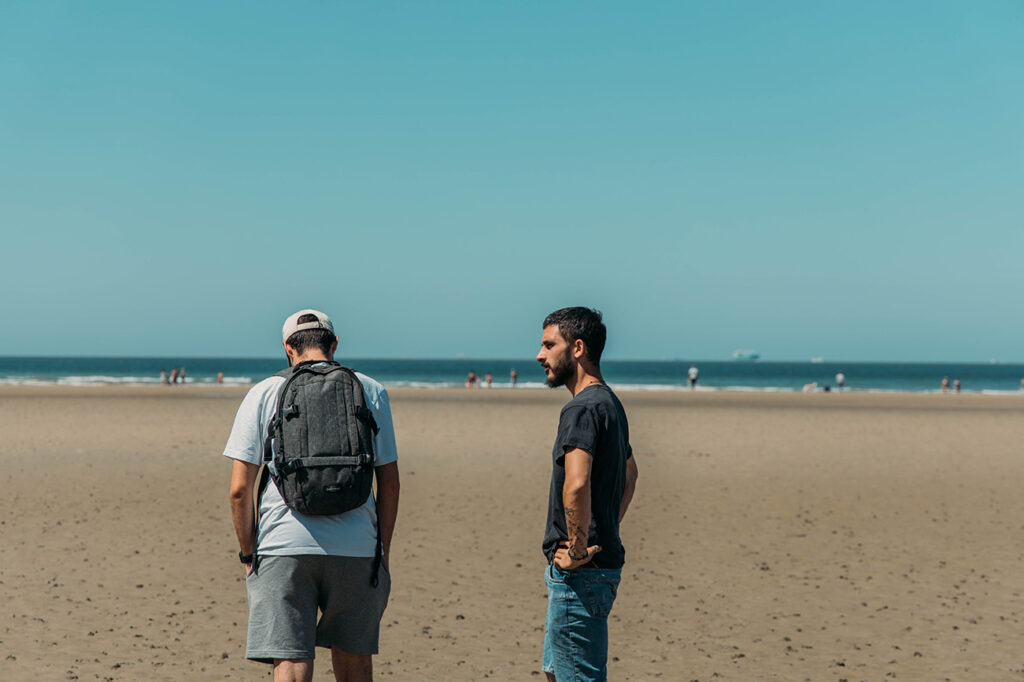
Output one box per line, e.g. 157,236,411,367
567,365,604,397
290,352,332,367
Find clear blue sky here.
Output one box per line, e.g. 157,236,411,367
2,2,1021,361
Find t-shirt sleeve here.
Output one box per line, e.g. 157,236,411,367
555,404,599,464
222,384,268,465
359,374,398,467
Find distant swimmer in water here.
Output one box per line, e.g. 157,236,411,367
511,368,518,387
941,376,950,393
953,377,961,393
835,371,845,391
217,372,224,384
687,364,699,390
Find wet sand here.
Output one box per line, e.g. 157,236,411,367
2,385,1024,681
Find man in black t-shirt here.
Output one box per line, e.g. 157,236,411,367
535,307,639,682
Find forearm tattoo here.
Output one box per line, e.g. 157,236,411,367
565,506,589,561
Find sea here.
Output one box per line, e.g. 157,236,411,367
2,357,1024,394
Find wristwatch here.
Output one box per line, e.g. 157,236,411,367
239,551,255,564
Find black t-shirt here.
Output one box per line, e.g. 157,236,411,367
543,384,632,570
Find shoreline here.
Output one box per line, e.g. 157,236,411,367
2,382,1023,402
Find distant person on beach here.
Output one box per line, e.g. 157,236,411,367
224,309,400,682
180,367,187,384
485,372,493,388
511,368,518,387
954,377,962,393
942,376,950,394
466,370,477,388
835,372,845,391
687,364,699,390
170,367,179,385
160,368,169,385
217,372,224,385
535,307,638,681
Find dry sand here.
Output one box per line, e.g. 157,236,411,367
2,385,1024,681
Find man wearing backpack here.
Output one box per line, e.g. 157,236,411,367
225,309,400,682
536,307,638,682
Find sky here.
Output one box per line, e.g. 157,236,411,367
1,1,1021,362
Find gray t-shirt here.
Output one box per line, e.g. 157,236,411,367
223,367,398,557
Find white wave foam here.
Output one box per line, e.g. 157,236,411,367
56,375,162,386
714,385,798,393
384,381,464,389
0,375,255,387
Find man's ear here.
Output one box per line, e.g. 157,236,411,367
331,336,339,355
572,338,586,361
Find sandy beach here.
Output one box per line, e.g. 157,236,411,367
3,385,1024,681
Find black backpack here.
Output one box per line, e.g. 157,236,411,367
257,360,384,584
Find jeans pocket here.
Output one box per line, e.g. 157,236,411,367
583,575,619,618
546,564,569,585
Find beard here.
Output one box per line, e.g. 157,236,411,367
544,349,574,388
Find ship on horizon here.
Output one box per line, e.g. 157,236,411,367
732,349,760,361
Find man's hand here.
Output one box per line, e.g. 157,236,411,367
552,540,602,570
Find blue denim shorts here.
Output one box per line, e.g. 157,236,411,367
543,564,621,681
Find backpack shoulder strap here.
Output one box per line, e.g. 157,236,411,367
262,366,305,464
334,366,380,436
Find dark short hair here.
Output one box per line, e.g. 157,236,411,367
543,307,606,365
285,313,335,355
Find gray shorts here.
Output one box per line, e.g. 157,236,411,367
245,555,391,663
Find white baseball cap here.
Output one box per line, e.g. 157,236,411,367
282,309,335,343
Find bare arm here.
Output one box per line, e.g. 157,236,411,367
553,447,602,569
619,455,638,523
374,462,400,563
228,460,260,570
